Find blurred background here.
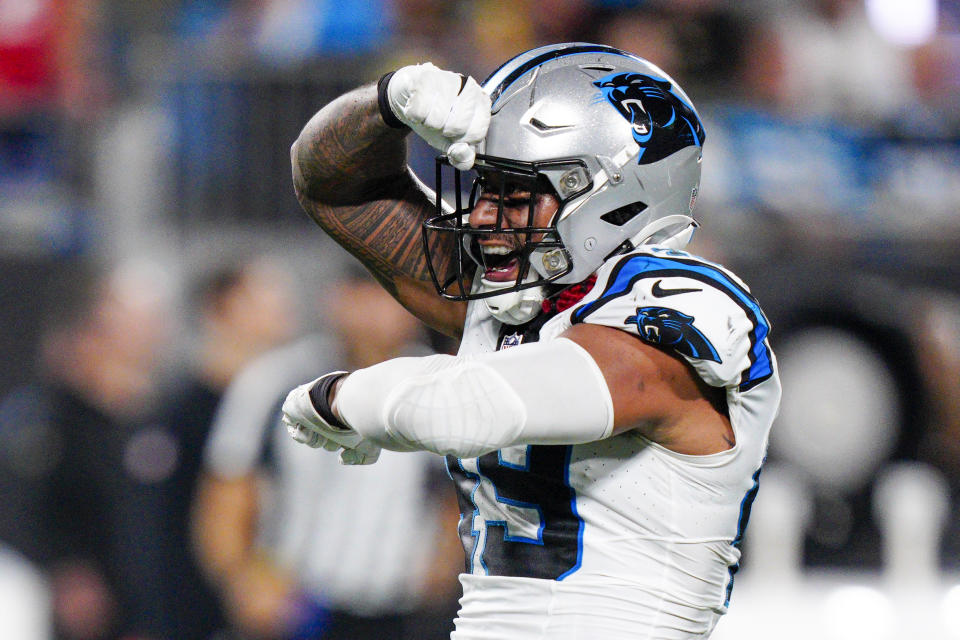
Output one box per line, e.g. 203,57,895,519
0,0,957,638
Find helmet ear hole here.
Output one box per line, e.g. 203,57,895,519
600,202,648,226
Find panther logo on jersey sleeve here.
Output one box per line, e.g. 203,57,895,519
570,248,774,391
625,306,721,362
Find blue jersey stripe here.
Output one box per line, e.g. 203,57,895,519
725,466,762,606
573,252,773,390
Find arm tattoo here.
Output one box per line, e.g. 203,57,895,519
303,196,454,299
291,85,456,295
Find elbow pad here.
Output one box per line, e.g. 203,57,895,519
336,338,614,457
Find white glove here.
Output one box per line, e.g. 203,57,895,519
386,62,491,170
281,373,381,465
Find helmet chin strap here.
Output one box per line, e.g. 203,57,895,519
631,215,698,251
479,274,546,325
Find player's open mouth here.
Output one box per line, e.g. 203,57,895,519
481,245,521,282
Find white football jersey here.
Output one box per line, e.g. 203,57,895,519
449,246,781,639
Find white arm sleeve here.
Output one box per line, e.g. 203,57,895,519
335,337,614,458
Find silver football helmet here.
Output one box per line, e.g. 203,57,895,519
422,43,706,324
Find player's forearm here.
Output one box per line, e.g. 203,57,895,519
291,84,409,208
332,339,615,457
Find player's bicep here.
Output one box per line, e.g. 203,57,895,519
563,323,734,454
560,323,682,436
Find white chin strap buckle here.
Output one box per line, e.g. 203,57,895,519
481,278,545,325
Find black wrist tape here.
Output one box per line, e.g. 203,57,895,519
308,373,349,430
377,71,409,130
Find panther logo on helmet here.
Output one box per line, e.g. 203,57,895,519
624,306,720,362
593,72,705,165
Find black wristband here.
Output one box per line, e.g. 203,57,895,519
377,71,409,130
308,372,349,430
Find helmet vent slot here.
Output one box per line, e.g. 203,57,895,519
578,64,617,81
600,202,647,226
530,117,572,132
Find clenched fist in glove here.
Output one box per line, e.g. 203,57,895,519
379,62,491,170
282,372,381,465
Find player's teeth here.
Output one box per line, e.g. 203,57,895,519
482,246,511,255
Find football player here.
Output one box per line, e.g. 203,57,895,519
283,43,781,639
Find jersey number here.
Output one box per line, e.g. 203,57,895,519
447,445,583,580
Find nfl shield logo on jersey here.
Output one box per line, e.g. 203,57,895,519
500,332,524,350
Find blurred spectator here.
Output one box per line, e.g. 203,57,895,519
251,0,393,63
456,0,599,75
183,255,300,391
154,256,299,640
732,14,790,110
901,30,960,135
587,2,752,100
0,0,111,180
772,0,913,124
461,1,537,78
915,294,960,569
697,14,879,225
595,7,683,79
0,1,114,262
193,269,462,640
163,0,394,227
171,0,393,66
0,258,177,640
386,0,461,68
532,0,595,42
